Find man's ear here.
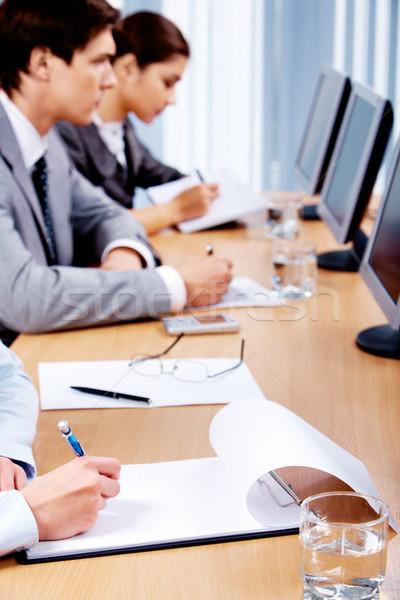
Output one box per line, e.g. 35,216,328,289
28,47,54,81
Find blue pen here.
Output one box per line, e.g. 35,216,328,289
57,420,86,456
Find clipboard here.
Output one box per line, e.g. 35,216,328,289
17,457,299,564
17,398,391,564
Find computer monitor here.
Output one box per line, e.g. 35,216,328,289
294,65,351,220
316,82,393,272
356,138,400,359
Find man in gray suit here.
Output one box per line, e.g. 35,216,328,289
0,0,232,345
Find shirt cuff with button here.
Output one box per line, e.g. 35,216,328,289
156,265,187,313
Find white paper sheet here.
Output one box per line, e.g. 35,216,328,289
209,399,394,527
25,398,393,562
146,170,268,233
186,276,280,311
25,458,269,561
38,360,265,410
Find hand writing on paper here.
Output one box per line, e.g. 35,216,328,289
21,456,121,540
0,457,27,491
170,183,219,223
177,255,233,307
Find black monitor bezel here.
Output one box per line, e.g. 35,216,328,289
294,64,351,195
317,82,393,245
359,138,400,331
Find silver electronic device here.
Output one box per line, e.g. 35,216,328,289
162,313,240,335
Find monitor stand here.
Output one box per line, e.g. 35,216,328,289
301,204,321,220
356,325,400,359
317,230,368,272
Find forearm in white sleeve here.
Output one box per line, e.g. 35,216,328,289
0,343,38,477
0,490,38,556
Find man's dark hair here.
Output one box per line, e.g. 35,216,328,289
0,0,120,94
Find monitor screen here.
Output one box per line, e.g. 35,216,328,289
317,82,393,250
360,139,400,330
322,96,376,226
294,65,351,195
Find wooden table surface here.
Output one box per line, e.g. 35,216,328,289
2,212,399,600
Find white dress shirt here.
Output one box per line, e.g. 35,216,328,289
0,341,39,556
0,92,187,311
92,111,127,168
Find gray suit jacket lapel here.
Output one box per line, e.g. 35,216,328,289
0,104,47,237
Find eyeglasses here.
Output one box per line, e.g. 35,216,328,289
129,335,245,383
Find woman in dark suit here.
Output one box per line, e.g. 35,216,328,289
57,11,218,234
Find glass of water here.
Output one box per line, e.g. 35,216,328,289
299,492,389,599
264,193,302,238
271,239,317,298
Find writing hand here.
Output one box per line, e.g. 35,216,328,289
176,255,233,307
170,183,219,223
21,456,121,541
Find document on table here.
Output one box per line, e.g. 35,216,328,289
146,169,269,233
38,360,265,410
186,276,280,311
20,398,391,563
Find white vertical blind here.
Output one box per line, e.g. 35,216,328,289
372,0,392,190
373,0,391,97
161,0,265,189
396,2,400,141
160,0,191,172
123,0,400,192
333,0,347,71
352,0,369,82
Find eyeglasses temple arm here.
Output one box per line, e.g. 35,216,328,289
152,332,184,359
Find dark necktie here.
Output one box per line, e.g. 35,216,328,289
32,156,57,264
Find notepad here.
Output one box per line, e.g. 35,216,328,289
146,169,269,232
185,276,280,311
38,360,265,410
20,398,390,563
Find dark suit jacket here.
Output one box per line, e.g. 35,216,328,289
56,118,183,208
0,104,171,339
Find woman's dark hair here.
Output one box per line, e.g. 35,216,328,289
112,11,190,68
0,0,119,95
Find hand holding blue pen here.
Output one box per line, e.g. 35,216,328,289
57,420,86,457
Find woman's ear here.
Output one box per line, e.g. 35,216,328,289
114,53,140,80
28,47,53,81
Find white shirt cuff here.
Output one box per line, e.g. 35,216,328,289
101,239,156,268
156,266,187,313
0,490,38,556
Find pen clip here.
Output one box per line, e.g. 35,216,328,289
57,419,86,457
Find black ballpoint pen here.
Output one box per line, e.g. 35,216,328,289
70,386,151,404
195,168,205,182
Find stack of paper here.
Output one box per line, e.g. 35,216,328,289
146,169,268,232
